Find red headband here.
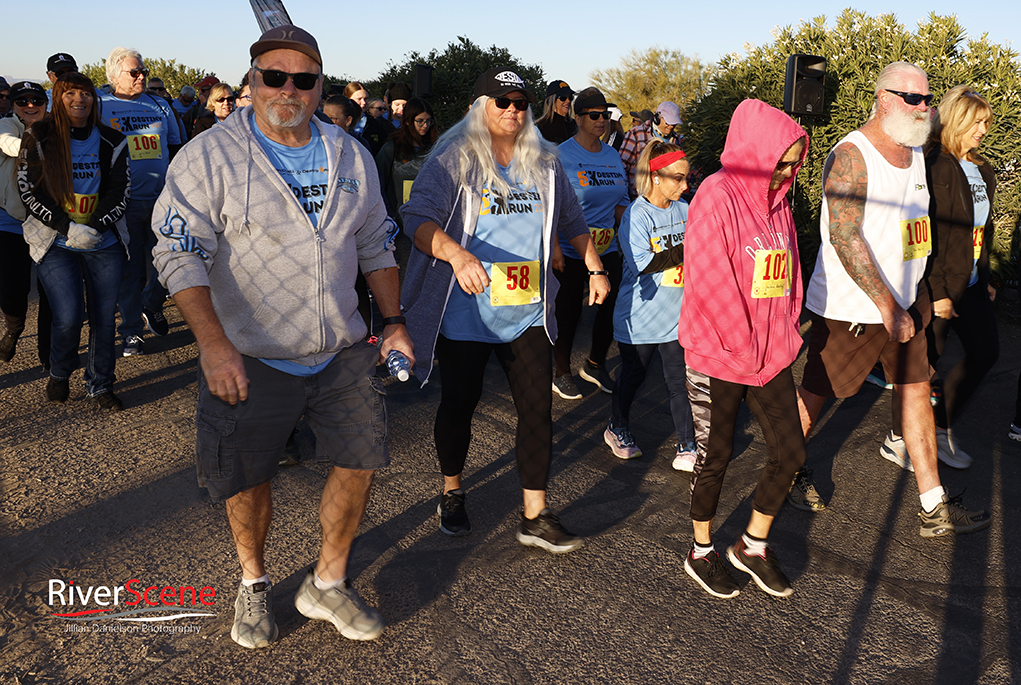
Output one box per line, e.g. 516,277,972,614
649,150,686,172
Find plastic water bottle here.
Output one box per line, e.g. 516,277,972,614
386,350,411,382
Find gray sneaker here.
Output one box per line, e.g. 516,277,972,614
231,581,278,649
786,468,826,511
579,361,614,394
552,374,583,400
919,493,990,538
294,568,384,640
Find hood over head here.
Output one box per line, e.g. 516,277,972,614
719,99,808,214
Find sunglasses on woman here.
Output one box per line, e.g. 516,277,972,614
579,111,611,120
883,89,933,106
254,67,319,91
14,97,47,107
492,96,529,111
215,96,237,104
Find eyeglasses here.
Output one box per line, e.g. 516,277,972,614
215,96,236,104
239,94,252,102
368,106,385,112
254,67,319,91
413,117,434,127
492,96,529,111
14,97,47,107
53,67,76,78
884,89,933,106
579,111,611,120
123,68,150,80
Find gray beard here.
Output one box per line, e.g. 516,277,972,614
265,97,308,128
881,107,932,148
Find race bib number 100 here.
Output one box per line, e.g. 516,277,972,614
589,227,615,255
751,249,790,299
900,215,931,261
127,133,162,161
972,224,984,261
491,260,541,306
662,263,684,288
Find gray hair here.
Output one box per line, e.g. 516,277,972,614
430,96,558,199
106,47,143,84
870,61,928,118
180,85,195,98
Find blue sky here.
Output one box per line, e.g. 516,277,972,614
3,1,1016,92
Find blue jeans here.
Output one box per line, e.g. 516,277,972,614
612,340,694,445
117,198,167,339
37,242,125,395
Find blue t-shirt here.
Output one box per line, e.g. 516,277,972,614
99,93,181,201
960,159,990,288
251,115,330,229
0,207,22,235
441,169,544,343
614,196,688,345
557,137,628,260
56,127,117,253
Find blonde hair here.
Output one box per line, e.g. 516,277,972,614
934,85,992,164
205,83,234,112
635,140,683,198
430,95,558,198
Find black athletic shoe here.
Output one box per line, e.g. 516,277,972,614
91,392,124,412
0,332,18,363
684,548,740,599
727,539,793,597
516,509,583,553
46,377,70,403
437,489,471,536
142,308,170,337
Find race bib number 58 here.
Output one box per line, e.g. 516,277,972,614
491,260,541,306
751,249,790,299
128,133,162,161
900,215,931,261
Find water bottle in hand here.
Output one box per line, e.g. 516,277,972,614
386,350,411,382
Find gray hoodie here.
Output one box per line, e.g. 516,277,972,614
152,109,395,365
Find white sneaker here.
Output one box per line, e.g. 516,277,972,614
936,430,972,469
880,431,914,472
1009,424,1021,442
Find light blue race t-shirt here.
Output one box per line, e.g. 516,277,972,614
252,116,335,374
557,137,628,260
614,196,688,345
960,160,990,288
56,127,117,253
441,168,544,343
0,207,22,234
99,93,180,201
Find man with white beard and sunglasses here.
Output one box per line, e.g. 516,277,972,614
786,62,990,539
152,25,412,649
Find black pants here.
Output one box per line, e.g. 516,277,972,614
434,326,553,490
0,231,51,362
690,367,806,521
612,341,694,445
553,252,622,375
927,282,999,428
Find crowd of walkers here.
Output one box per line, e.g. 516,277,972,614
0,30,1015,648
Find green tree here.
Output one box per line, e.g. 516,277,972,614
590,47,715,128
75,58,214,94
373,36,545,130
683,10,1021,281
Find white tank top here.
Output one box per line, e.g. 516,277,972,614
806,130,930,323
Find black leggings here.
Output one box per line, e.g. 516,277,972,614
434,326,553,490
553,252,622,375
690,367,806,521
0,231,51,360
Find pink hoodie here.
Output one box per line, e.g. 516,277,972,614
678,99,808,386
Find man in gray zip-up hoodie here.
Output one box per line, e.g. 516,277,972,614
151,25,413,650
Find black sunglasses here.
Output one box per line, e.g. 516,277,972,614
124,68,150,80
884,89,933,106
215,96,236,104
493,96,529,111
0,93,10,100
14,97,47,107
254,67,319,91
579,111,611,120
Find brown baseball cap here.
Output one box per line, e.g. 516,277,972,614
250,25,322,66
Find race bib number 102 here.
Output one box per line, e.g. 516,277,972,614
751,249,790,299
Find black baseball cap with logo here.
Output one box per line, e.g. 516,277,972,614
545,80,574,99
473,67,534,103
10,81,47,100
47,53,77,73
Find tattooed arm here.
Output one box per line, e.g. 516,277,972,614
824,142,915,342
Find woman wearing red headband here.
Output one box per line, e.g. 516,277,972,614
604,140,696,472
678,99,808,599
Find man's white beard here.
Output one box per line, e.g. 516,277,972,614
265,94,308,128
882,106,932,148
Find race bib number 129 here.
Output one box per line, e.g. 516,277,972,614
491,260,541,306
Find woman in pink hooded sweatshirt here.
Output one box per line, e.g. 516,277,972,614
678,99,808,599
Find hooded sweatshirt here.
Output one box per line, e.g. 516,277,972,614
678,99,807,386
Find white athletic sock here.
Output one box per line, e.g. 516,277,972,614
242,574,270,587
920,486,946,513
313,573,346,591
741,532,767,557
692,541,714,560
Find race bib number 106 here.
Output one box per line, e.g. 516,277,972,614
491,260,541,306
127,133,162,161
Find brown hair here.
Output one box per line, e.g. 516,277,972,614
390,97,439,160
